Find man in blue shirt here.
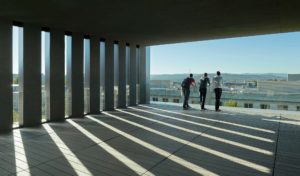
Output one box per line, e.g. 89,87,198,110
181,74,195,110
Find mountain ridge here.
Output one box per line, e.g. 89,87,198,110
151,73,288,82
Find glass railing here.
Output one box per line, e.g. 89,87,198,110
12,84,47,126
136,84,140,104
126,85,130,106
12,87,19,127
100,86,104,111
150,78,300,112
41,86,47,122
84,87,90,114
65,87,71,117
114,86,118,108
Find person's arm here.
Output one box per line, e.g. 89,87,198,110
191,79,196,86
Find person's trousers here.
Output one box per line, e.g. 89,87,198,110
214,88,222,110
182,88,190,108
199,88,207,109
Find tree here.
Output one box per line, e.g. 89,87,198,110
224,100,238,107
13,77,19,84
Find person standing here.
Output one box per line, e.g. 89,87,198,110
181,74,195,110
213,71,223,112
199,73,210,110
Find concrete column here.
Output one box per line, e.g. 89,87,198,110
104,40,115,111
129,45,137,106
0,20,13,131
20,24,41,126
118,42,127,108
47,30,65,121
139,46,150,104
89,37,100,113
71,33,84,117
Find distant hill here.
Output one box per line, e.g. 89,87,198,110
150,73,287,82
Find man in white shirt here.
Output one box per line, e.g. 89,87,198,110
213,71,223,112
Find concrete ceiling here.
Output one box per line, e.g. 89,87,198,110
1,0,300,45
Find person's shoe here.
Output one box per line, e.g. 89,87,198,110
215,109,221,112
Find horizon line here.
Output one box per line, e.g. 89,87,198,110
150,73,294,75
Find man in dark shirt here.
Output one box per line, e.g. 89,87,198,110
199,73,210,110
182,74,195,110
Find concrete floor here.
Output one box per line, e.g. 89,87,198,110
0,103,299,176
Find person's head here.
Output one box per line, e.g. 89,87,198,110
204,73,208,77
190,73,193,78
217,71,221,76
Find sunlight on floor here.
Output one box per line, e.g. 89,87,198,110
86,115,219,176
67,119,155,176
140,105,276,134
103,112,271,174
129,107,274,143
262,118,300,126
117,109,273,156
43,123,92,175
13,130,30,173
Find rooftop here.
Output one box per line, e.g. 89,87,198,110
1,103,299,175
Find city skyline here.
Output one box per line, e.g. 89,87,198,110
151,32,300,75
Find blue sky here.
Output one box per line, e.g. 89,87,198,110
150,32,300,74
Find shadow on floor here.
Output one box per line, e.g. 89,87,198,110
0,103,299,175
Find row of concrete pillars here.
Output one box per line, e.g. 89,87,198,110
0,19,150,131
